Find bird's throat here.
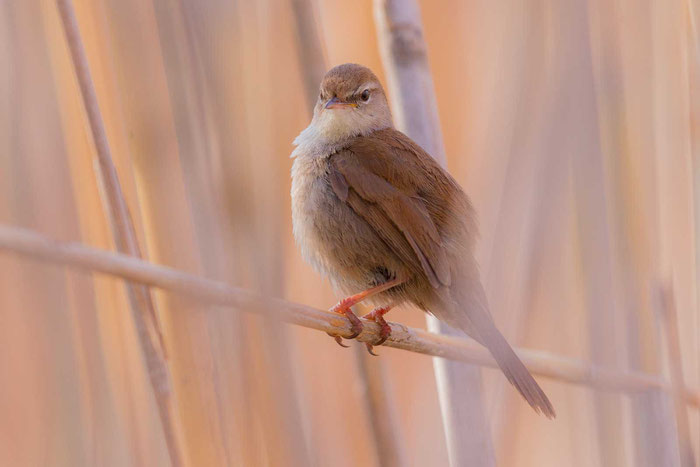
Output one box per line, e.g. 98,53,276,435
291,110,390,159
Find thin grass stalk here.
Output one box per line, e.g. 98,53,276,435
585,1,677,463
353,344,408,467
560,0,627,463
687,0,700,59
373,0,495,465
656,285,697,467
486,4,560,446
291,2,407,463
686,0,700,457
148,2,253,463
237,2,313,459
290,0,327,113
153,2,313,464
4,224,700,404
54,1,181,465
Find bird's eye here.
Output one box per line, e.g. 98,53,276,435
361,89,370,101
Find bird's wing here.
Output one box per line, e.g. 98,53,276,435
329,145,451,288
330,130,555,418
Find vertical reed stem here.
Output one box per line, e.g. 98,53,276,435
354,344,408,467
290,0,328,113
373,1,495,465
55,1,181,465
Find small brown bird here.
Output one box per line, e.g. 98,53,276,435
291,63,555,418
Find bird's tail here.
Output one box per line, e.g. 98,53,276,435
477,317,556,418
433,282,556,418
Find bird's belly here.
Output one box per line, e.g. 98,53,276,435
292,159,404,295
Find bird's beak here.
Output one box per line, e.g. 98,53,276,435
325,97,357,109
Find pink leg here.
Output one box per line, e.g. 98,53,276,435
328,278,404,347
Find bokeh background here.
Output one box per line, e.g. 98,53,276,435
0,0,698,466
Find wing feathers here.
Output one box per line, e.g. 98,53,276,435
330,151,451,287
329,169,349,201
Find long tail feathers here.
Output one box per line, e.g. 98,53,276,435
481,322,556,418
435,279,555,417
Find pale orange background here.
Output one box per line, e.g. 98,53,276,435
0,0,698,466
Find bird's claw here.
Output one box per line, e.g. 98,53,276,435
328,333,350,347
328,301,393,354
365,343,379,356
362,307,393,355
328,302,364,347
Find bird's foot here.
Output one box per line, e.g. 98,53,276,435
362,306,393,356
327,298,363,347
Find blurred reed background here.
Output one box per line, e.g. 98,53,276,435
0,0,698,466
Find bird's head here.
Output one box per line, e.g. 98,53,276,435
293,64,393,157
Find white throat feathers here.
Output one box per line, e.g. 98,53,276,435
291,99,392,158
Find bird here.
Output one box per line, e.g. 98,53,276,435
290,63,555,418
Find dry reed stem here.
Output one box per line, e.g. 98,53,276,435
290,0,327,113
656,285,697,467
55,1,180,464
373,1,494,465
353,344,408,467
3,224,699,407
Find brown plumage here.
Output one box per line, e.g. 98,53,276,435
291,63,555,418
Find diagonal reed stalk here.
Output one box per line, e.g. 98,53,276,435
55,1,181,465
4,224,699,407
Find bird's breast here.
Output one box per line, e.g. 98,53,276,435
291,155,336,270
290,153,402,294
